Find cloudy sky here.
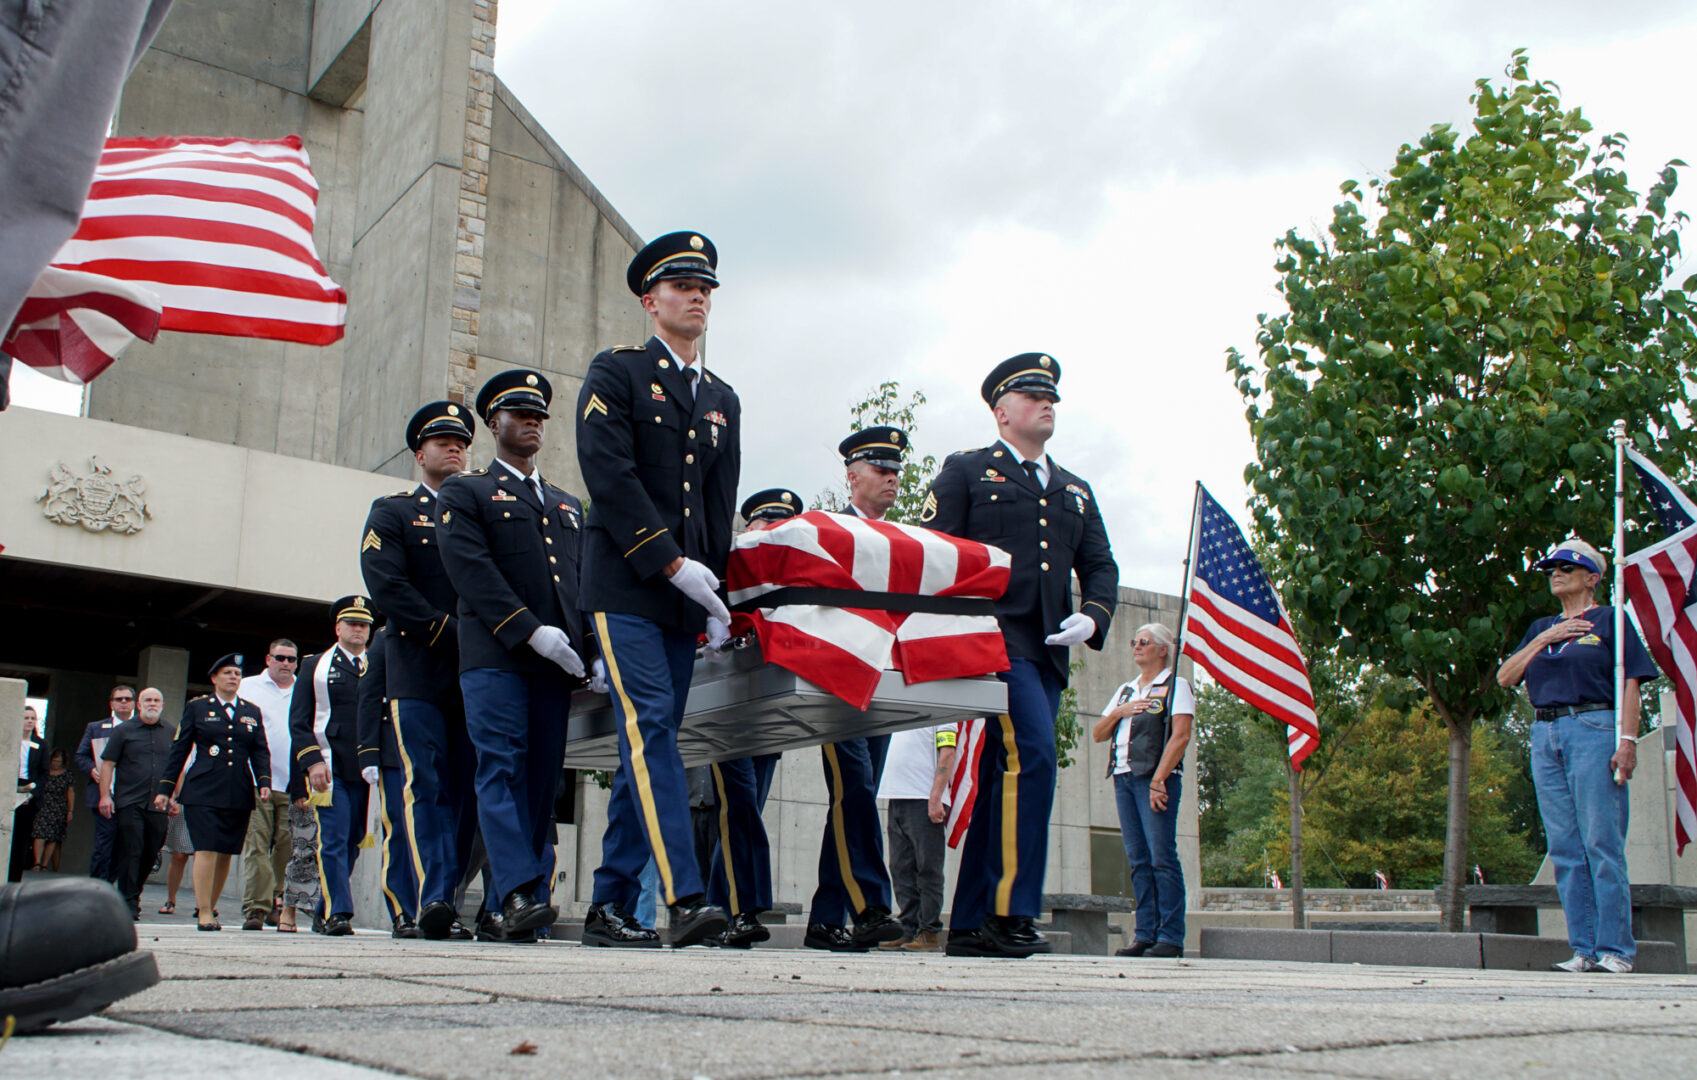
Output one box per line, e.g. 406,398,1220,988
12,1,1693,597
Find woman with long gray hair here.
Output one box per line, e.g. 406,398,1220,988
1093,622,1194,957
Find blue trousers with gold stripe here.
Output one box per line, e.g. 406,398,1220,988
377,765,418,919
706,755,774,915
949,657,1062,929
460,667,572,908
809,735,892,925
313,775,368,918
392,699,478,910
590,612,704,910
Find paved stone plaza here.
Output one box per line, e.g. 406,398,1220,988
7,909,1695,1079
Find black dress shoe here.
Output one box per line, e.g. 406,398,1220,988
1116,940,1153,957
851,907,905,949
447,919,475,941
501,888,558,938
0,879,162,1034
980,915,1050,957
582,902,662,947
324,913,354,936
418,900,456,940
666,898,728,948
714,911,772,949
1144,941,1183,958
474,910,506,942
391,914,421,939
943,927,997,957
804,922,867,952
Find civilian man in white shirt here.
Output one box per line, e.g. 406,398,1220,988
876,723,957,951
237,639,300,930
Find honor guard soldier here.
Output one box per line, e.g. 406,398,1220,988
577,230,739,948
437,369,589,941
803,429,909,951
156,653,272,931
354,634,421,937
360,400,480,941
289,596,377,935
921,355,1119,957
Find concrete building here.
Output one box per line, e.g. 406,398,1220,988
2,0,1196,934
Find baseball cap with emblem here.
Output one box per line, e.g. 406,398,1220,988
627,231,719,296
207,652,245,678
1533,537,1606,576
474,370,551,422
981,352,1061,406
740,488,802,524
406,400,475,452
839,426,909,470
332,595,377,625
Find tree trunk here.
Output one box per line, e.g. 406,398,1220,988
1288,763,1305,930
1438,718,1472,932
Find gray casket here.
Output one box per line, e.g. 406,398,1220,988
562,645,1007,770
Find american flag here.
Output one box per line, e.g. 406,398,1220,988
1181,486,1320,767
945,718,987,848
1620,445,1697,853
726,510,1011,709
4,135,346,384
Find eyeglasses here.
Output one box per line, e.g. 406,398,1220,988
270,654,298,663
1133,638,1156,647
110,695,133,702
1545,562,1580,576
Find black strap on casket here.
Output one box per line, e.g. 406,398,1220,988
730,587,995,616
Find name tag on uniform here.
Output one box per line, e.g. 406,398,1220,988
492,490,517,502
411,517,435,527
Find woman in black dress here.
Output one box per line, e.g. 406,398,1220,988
156,653,272,930
31,749,75,870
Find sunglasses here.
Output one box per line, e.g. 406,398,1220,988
270,654,298,663
1544,562,1581,576
111,696,133,702
1133,638,1157,647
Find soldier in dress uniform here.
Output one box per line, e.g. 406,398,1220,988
802,429,909,951
288,596,377,936
920,354,1119,957
360,400,480,941
437,369,589,941
354,634,421,937
155,653,271,932
576,231,739,949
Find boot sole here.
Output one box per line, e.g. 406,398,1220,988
417,904,457,940
0,950,161,1034
580,926,662,948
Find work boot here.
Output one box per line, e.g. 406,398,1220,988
0,878,161,1034
901,929,941,952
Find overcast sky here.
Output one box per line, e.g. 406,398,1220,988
12,1,1693,598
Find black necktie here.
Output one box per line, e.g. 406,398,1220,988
686,367,699,402
1021,460,1041,485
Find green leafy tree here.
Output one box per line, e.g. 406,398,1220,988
814,381,939,523
1226,50,1697,927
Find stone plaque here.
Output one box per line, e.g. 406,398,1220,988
39,456,151,534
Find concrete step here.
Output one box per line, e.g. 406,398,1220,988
1201,926,1686,974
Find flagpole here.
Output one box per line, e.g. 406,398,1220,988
1612,419,1628,784
1165,482,1204,685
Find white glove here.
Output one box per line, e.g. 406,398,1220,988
704,616,733,660
667,557,731,623
590,658,609,695
528,625,586,678
1044,612,1096,647
361,765,380,786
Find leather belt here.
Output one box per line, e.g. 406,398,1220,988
1533,701,1612,722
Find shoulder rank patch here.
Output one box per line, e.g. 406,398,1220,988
362,529,382,552
611,344,645,353
583,393,609,420
919,490,939,523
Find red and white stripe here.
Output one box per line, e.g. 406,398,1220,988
37,135,344,350
945,718,987,848
1621,526,1697,854
727,511,1011,709
1183,576,1320,768
3,267,161,383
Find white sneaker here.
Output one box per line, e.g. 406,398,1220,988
1593,953,1634,973
1551,954,1596,972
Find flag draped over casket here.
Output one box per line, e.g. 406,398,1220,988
727,511,1012,709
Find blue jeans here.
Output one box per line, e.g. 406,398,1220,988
1114,771,1186,946
1532,710,1633,962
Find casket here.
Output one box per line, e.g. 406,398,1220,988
561,644,1007,770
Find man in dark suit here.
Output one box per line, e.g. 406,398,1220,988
10,705,47,881
288,597,376,936
361,400,479,941
920,353,1119,957
437,370,588,942
574,231,740,949
75,686,133,882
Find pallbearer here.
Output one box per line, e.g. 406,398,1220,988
920,354,1119,957
360,401,479,941
438,371,589,941
578,231,738,948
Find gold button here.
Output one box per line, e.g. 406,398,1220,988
1039,498,1047,507
421,538,429,544
991,494,998,501
688,429,697,439
553,574,561,582
1040,541,1049,549
654,416,662,424
684,507,692,517
419,496,428,503
549,556,557,564
683,482,691,492
1039,518,1047,526
1041,562,1050,571
546,537,553,545
503,511,511,519
686,454,695,464
543,517,549,526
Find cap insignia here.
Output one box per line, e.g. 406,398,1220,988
447,404,460,416
1039,356,1052,368
525,374,539,387
781,492,793,504
689,235,705,251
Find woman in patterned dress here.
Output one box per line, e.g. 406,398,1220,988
31,749,75,870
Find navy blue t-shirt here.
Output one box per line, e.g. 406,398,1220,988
1514,605,1658,708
